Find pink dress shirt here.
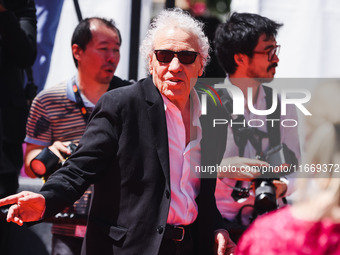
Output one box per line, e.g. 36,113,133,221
161,91,202,225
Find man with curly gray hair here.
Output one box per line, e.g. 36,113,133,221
0,8,235,255
140,8,210,70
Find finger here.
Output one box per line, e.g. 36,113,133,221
13,216,23,226
7,204,23,226
0,193,22,206
225,242,236,255
217,236,226,255
60,142,72,154
225,241,236,255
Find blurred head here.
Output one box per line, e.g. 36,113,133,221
305,81,340,139
294,80,340,220
71,17,121,84
140,8,209,108
214,12,282,78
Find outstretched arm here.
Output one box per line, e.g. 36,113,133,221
0,191,45,226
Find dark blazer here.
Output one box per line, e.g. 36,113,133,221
40,77,228,255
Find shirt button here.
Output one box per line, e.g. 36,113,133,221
157,226,164,234
165,190,170,199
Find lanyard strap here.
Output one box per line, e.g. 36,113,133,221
73,84,90,123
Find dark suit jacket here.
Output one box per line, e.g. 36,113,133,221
40,77,228,255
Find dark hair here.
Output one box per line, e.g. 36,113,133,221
214,12,283,74
71,17,121,67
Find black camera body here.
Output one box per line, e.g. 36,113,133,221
263,143,298,177
253,178,277,216
30,143,77,178
253,143,297,217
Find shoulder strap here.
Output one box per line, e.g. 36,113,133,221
72,83,90,124
263,86,281,148
219,90,248,157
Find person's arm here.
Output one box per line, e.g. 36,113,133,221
1,90,121,225
39,91,121,219
24,143,45,178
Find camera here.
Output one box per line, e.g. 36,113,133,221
30,143,77,178
262,143,298,178
253,178,277,216
253,143,298,216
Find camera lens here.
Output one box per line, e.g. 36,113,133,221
30,147,60,177
254,179,277,215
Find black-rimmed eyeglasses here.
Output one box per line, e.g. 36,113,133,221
253,45,280,61
154,50,199,65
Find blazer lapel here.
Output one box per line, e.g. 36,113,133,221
141,78,170,182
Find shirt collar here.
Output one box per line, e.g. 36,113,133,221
161,89,202,126
66,75,95,108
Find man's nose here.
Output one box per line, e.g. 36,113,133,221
271,53,279,63
168,56,182,72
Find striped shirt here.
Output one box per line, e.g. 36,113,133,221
25,76,94,238
25,78,93,146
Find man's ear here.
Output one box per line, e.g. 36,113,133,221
72,44,83,63
234,53,246,66
148,54,154,75
198,66,204,77
198,57,204,77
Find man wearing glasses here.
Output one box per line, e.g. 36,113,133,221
0,8,236,255
213,12,301,242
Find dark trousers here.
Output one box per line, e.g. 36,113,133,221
52,234,83,255
158,225,194,255
0,221,10,255
158,237,194,255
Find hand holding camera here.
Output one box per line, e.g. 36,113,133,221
48,141,76,161
30,141,77,178
217,156,268,181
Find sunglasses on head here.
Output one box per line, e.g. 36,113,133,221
154,50,199,65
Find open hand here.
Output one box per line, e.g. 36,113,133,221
0,191,45,226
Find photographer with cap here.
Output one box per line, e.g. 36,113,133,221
213,12,301,243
